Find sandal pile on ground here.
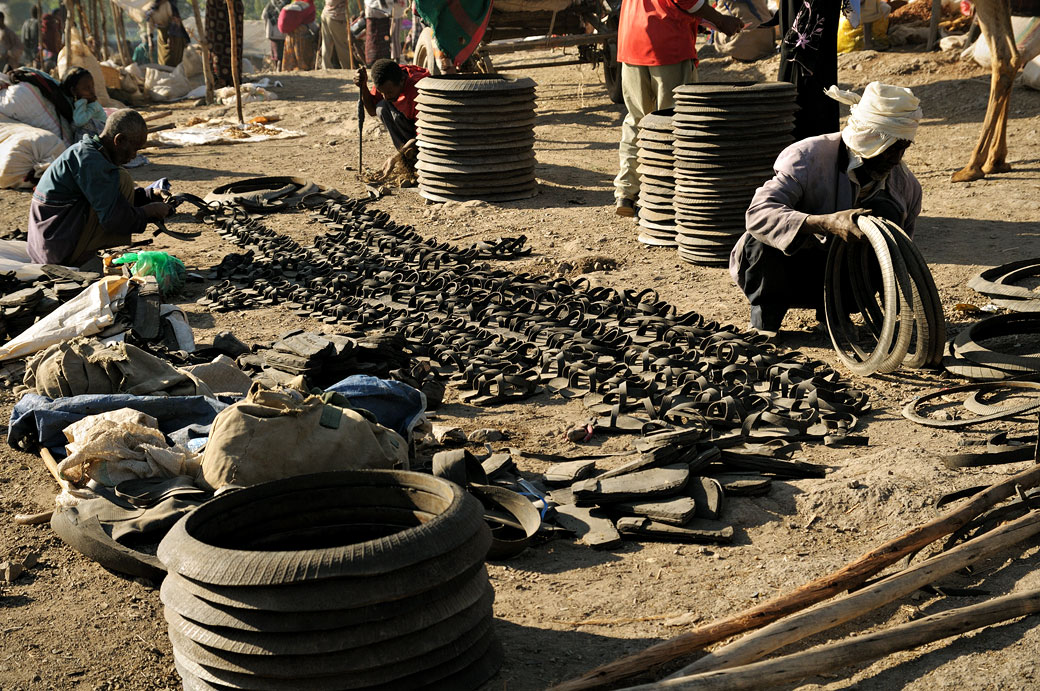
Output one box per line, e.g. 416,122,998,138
193,195,871,454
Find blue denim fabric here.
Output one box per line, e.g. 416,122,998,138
325,375,426,439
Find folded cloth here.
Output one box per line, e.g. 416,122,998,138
325,374,426,439
9,393,229,456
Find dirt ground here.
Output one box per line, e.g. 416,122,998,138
2,41,1040,691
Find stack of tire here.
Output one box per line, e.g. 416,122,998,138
672,82,797,266
157,470,501,690
636,110,678,247
415,75,538,203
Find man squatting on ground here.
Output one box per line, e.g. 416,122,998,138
354,58,430,152
613,0,743,216
27,109,173,267
729,82,924,335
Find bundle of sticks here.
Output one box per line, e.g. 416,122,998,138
552,428,1040,691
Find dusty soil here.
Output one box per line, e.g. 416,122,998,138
3,41,1040,691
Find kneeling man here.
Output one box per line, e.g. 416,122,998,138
28,109,171,267
729,82,924,335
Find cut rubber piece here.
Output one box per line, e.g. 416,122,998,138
571,465,690,504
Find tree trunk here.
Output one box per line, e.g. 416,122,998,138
224,0,242,123
186,0,215,105
63,0,74,73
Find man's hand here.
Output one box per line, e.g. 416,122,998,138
805,208,868,243
713,13,743,36
353,66,367,90
142,201,172,220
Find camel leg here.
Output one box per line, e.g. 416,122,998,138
952,0,1018,183
982,84,1013,174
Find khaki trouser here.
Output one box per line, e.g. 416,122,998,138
321,16,352,69
613,60,696,202
71,168,135,266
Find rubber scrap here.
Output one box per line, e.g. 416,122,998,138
555,504,622,549
616,517,734,544
686,477,724,519
614,496,697,525
544,460,597,486
572,465,690,504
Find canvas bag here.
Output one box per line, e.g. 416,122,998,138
199,384,408,490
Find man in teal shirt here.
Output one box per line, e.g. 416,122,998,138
28,109,171,266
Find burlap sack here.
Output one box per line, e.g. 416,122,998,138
198,384,408,490
24,338,213,398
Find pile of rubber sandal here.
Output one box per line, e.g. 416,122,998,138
940,428,1040,470
824,215,945,376
903,379,1040,429
195,194,870,455
539,425,824,549
636,110,678,247
158,470,503,691
415,75,538,203
968,258,1040,312
671,82,796,266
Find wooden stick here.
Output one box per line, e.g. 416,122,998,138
143,109,173,121
114,1,130,64
344,12,355,70
674,509,1040,677
630,588,1040,690
551,462,1040,691
39,447,70,491
99,0,109,60
36,0,43,69
14,510,53,525
63,0,74,73
186,0,215,104
224,0,243,123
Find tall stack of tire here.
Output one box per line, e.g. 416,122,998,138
671,82,797,266
157,470,501,690
636,110,678,247
415,75,538,203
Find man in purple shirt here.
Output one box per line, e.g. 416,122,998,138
28,109,171,267
730,82,923,335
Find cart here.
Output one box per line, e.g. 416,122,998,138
413,0,624,103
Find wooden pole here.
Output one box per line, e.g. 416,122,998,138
35,0,43,69
630,589,1040,691
674,509,1040,677
99,0,109,60
224,0,242,121
551,461,1040,691
344,11,355,70
187,0,214,104
112,2,130,64
63,0,73,73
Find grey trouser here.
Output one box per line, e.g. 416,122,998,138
376,101,416,150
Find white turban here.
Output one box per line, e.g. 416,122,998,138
825,81,923,171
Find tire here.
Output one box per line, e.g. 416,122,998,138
162,581,493,655
159,563,491,633
157,470,488,587
414,27,441,75
160,470,502,691
417,74,537,94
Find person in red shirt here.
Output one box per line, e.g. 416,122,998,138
354,58,429,151
613,0,743,217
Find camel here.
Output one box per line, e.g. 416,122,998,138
952,0,1040,182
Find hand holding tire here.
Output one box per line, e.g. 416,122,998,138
807,208,868,243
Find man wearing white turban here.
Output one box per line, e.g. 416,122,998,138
729,82,924,335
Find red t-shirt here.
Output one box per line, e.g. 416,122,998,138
369,65,430,121
617,0,703,67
